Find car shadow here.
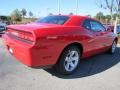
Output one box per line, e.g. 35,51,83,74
45,47,120,79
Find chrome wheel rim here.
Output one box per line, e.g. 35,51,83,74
112,41,116,53
64,50,79,72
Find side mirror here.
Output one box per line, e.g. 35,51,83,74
107,27,113,32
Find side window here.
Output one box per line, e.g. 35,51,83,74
83,20,91,30
90,21,105,32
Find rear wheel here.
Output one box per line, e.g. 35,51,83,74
108,41,117,54
55,46,81,75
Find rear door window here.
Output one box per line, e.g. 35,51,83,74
90,20,106,32
83,20,91,30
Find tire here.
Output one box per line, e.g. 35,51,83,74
108,41,117,54
55,46,81,75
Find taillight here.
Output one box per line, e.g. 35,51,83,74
23,32,34,41
7,29,34,42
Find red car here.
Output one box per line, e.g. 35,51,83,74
103,24,114,32
3,15,118,75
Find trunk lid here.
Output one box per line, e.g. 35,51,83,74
7,23,62,32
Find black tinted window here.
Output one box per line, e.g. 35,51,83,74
83,20,91,30
90,21,105,32
36,16,69,25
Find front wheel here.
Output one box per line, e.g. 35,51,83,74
55,46,81,75
108,41,117,54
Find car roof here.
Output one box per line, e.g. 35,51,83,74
54,15,92,19
53,15,96,26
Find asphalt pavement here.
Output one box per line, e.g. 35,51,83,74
0,38,120,90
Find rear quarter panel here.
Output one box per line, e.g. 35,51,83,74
33,26,96,65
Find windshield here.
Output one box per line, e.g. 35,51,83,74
36,16,69,25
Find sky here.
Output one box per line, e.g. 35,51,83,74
0,0,109,17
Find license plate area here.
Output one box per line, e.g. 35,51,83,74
8,46,13,54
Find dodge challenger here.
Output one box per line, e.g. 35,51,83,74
2,15,118,75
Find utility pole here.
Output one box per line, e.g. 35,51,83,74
76,0,78,15
114,0,120,34
47,8,50,15
58,0,60,14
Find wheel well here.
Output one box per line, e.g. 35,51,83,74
55,42,83,65
115,37,118,44
62,42,83,57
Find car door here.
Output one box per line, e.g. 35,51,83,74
90,20,109,51
82,19,99,57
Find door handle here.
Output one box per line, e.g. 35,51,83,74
96,34,100,36
100,32,107,35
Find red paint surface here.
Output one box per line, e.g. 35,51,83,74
3,15,117,67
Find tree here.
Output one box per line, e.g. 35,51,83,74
95,12,106,23
21,8,27,18
0,16,8,21
11,9,22,22
29,11,33,18
95,12,104,20
105,15,111,23
97,0,119,24
113,0,120,12
113,13,117,20
113,13,120,20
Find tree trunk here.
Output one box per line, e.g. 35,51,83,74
110,10,113,24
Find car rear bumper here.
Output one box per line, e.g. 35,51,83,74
2,34,57,67
3,34,33,66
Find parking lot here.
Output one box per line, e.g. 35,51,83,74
0,37,120,90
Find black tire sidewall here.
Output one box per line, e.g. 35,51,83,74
56,46,80,75
109,41,116,54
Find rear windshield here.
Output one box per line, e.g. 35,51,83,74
36,16,69,25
